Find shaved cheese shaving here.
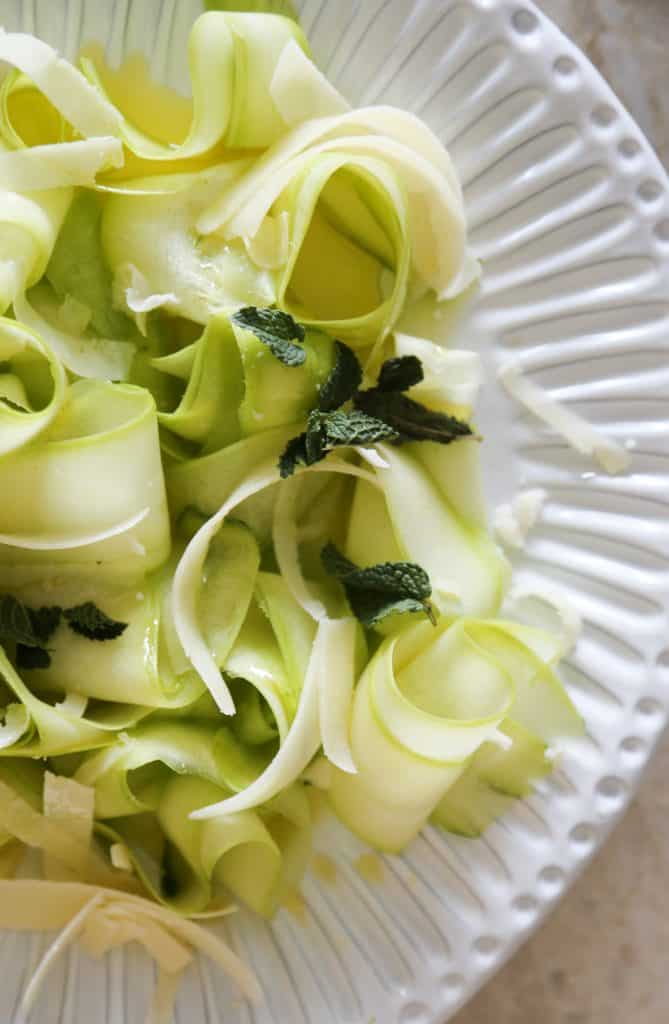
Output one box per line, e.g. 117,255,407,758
20,892,106,1020
146,970,183,1024
273,477,328,621
0,779,134,891
270,39,350,125
494,488,547,550
112,263,178,336
506,582,583,658
395,332,482,409
318,618,358,774
0,30,122,138
55,693,88,718
110,843,133,872
357,447,390,470
0,138,124,191
0,881,259,1023
0,704,30,750
499,363,630,475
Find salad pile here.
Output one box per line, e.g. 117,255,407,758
0,6,589,1018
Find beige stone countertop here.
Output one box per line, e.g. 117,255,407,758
455,2,669,1022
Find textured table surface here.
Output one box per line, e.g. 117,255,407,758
455,2,669,1022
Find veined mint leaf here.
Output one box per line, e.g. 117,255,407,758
231,307,306,366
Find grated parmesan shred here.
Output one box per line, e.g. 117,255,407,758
499,362,630,475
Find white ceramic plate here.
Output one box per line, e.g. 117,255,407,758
2,1,669,1021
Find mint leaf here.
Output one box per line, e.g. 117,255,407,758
376,356,424,393
231,307,306,366
0,595,43,648
0,593,126,667
278,409,398,477
321,542,436,627
29,606,62,645
0,396,28,413
0,597,60,669
310,409,399,450
318,341,363,412
354,389,474,445
16,644,51,670
354,354,473,445
279,433,309,479
64,603,128,641
347,592,433,627
277,342,474,477
319,544,357,578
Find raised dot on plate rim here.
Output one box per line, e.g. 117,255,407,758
620,735,645,755
591,103,617,127
637,179,664,203
511,8,538,34
654,219,669,243
441,973,465,995
636,696,664,718
473,935,501,957
596,775,626,800
398,1001,430,1024
569,822,596,847
554,55,577,76
538,865,565,889
512,893,539,915
618,137,641,158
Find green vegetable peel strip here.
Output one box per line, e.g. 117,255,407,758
0,317,66,454
0,379,170,586
0,186,71,315
0,29,122,140
327,615,576,852
0,646,110,757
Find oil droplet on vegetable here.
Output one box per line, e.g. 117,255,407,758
312,853,337,885
281,887,307,924
354,852,384,884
